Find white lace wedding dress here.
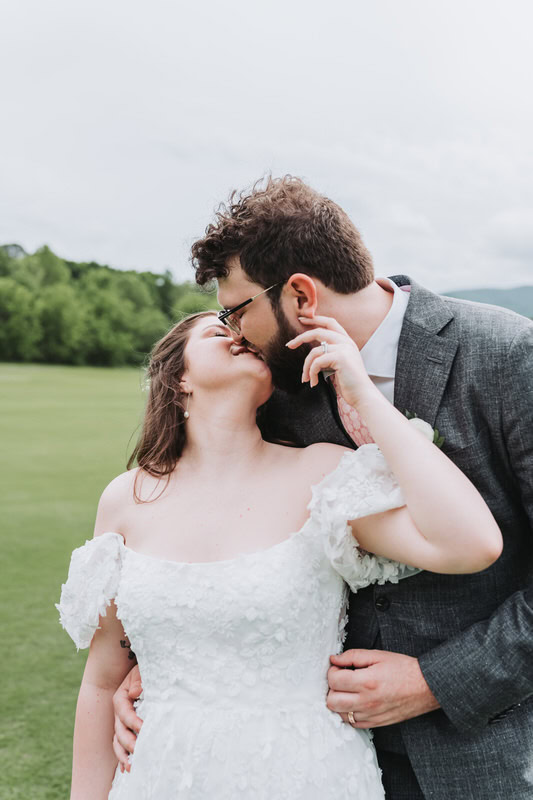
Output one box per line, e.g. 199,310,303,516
57,445,419,799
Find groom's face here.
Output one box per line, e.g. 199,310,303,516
217,257,311,394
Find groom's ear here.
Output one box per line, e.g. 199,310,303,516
284,273,318,319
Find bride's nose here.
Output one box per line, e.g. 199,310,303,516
230,330,244,344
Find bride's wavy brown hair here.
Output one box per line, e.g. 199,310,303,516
127,311,217,492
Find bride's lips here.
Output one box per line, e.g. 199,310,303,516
230,344,265,361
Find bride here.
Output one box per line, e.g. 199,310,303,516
57,310,502,799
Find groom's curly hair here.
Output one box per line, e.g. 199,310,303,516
191,175,374,305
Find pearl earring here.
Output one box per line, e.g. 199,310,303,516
184,393,191,420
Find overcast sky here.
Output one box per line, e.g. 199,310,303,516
1,0,532,292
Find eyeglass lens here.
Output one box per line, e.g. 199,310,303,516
223,313,241,334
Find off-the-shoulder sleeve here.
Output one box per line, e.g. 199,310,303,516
55,531,124,650
307,444,421,592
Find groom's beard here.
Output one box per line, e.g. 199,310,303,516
261,310,312,394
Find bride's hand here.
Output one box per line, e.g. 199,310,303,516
112,664,144,773
286,315,376,408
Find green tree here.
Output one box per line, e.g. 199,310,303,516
114,272,156,311
36,245,70,285
174,286,218,315
153,269,179,316
80,276,137,365
0,278,42,361
36,284,87,363
132,307,171,356
0,242,221,365
77,267,114,297
0,248,12,277
8,254,45,292
13,245,70,292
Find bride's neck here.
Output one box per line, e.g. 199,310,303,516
180,397,266,472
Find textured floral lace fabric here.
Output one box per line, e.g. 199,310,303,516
57,445,420,799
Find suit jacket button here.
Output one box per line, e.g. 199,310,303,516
375,596,391,612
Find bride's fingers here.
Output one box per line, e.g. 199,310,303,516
286,327,344,350
302,345,337,383
307,353,335,387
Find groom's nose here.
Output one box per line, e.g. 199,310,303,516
230,330,244,344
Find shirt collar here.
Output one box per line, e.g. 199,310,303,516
360,277,410,379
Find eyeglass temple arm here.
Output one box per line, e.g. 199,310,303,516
218,297,253,321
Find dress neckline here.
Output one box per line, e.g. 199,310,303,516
100,448,363,568
103,516,314,568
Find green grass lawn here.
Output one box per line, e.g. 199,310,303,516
1,363,145,799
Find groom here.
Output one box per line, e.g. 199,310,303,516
114,177,533,798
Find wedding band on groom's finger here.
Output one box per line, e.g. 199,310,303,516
347,711,358,728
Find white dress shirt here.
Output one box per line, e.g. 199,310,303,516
359,278,410,404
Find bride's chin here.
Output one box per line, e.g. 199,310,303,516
229,355,273,397
238,355,272,379
246,370,274,405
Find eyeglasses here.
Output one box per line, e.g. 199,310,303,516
217,283,280,335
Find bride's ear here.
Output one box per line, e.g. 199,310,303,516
179,378,192,395
284,273,318,319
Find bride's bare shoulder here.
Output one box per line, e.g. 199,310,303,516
99,468,139,504
287,442,354,485
304,441,352,464
94,467,160,535
92,469,137,534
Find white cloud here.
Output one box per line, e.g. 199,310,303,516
1,0,532,292
484,208,533,261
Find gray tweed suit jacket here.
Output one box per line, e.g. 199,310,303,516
258,276,533,799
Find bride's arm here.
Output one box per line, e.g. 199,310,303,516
349,385,502,573
70,477,137,799
288,315,502,574
71,601,133,800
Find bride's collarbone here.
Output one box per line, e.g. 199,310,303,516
131,489,310,533
123,504,309,563
123,457,313,558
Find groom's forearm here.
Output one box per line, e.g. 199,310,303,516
71,682,118,799
417,586,533,733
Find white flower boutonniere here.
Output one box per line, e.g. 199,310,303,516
404,411,445,448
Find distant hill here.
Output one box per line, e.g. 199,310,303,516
444,286,533,319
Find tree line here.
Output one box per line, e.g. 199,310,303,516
0,244,217,366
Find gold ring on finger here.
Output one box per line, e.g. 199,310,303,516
347,710,358,728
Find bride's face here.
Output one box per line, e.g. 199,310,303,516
181,315,273,405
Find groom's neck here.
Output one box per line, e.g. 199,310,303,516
317,280,394,350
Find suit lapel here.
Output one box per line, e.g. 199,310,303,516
390,276,459,427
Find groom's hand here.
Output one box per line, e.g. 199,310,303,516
327,649,440,727
112,664,144,772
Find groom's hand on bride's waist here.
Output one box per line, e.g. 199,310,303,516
326,649,440,728
112,665,144,772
